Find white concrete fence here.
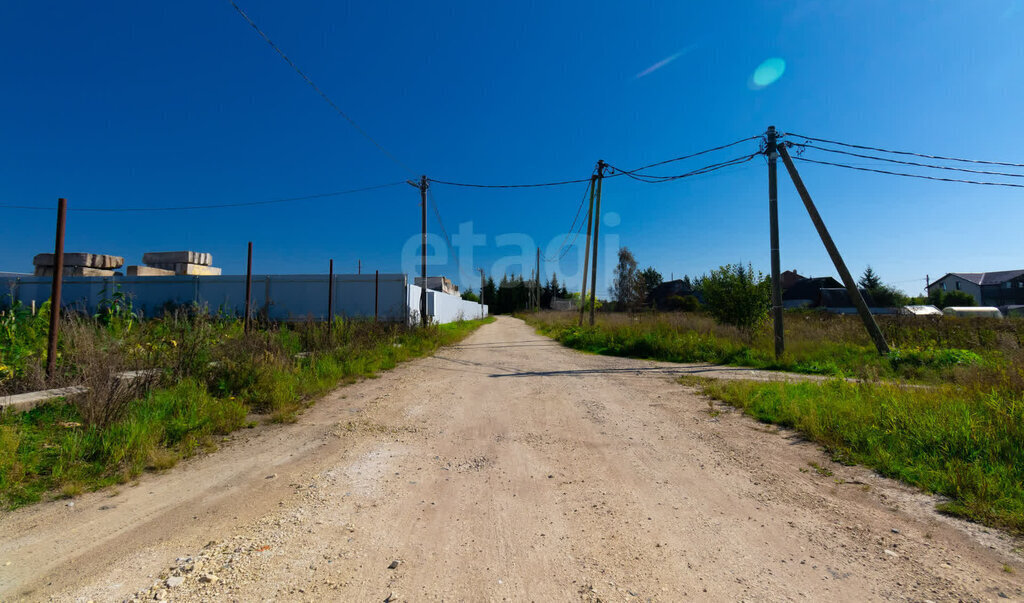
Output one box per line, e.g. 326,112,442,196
1,273,486,325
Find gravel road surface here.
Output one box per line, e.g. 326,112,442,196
0,316,1021,601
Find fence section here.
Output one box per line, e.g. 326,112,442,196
1,273,490,323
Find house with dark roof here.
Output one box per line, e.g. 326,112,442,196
781,276,841,308
927,270,1024,307
779,269,806,290
817,287,882,314
647,279,700,310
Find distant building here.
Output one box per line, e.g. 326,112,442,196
414,276,459,296
779,269,806,290
647,279,699,310
818,287,877,311
927,270,1024,307
781,276,842,309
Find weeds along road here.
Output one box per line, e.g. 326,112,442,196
1,316,1021,601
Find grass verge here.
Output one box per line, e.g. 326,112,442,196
685,376,1024,534
523,311,1023,386
0,317,493,508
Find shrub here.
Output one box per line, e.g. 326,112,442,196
666,295,700,312
699,263,771,332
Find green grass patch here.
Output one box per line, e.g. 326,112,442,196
691,377,1024,533
523,311,1021,385
0,316,492,508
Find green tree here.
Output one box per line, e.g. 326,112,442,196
609,247,644,309
859,266,882,290
699,263,771,331
929,289,976,307
638,267,663,300
857,266,908,307
461,289,480,302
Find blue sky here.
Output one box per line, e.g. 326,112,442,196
2,1,1022,297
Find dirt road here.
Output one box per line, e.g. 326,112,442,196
1,316,1021,601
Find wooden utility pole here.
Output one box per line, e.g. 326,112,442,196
588,161,606,326
767,126,785,359
419,175,429,326
777,143,890,355
374,269,380,322
45,198,67,381
327,258,334,335
244,242,253,333
578,176,597,326
479,267,486,318
535,247,541,310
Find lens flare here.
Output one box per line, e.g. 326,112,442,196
750,58,786,89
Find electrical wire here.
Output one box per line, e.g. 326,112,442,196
543,177,593,262
426,188,465,279
614,135,763,174
427,175,596,189
794,143,1024,179
227,1,415,176
787,133,1024,169
0,181,407,212
605,152,760,183
790,156,1024,188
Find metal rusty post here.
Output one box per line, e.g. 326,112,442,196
374,269,379,322
777,143,890,355
244,242,253,334
578,176,596,326
45,198,67,381
767,126,785,359
588,161,606,326
327,259,334,335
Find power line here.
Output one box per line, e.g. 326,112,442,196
614,135,762,175
605,152,761,183
426,188,465,279
790,155,1024,189
543,177,593,262
428,175,596,189
428,135,763,189
0,181,407,212
787,132,1024,169
794,143,1024,179
227,1,414,176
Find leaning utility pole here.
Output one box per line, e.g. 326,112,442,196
766,126,785,359
578,176,596,326
777,143,890,355
588,161,606,326
45,198,67,382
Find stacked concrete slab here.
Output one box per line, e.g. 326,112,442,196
33,253,124,277
127,251,221,276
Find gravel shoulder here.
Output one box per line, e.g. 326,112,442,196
1,315,1021,601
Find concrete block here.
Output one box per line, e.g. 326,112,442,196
142,251,212,266
33,266,116,277
33,253,124,269
146,263,222,276
126,265,175,276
